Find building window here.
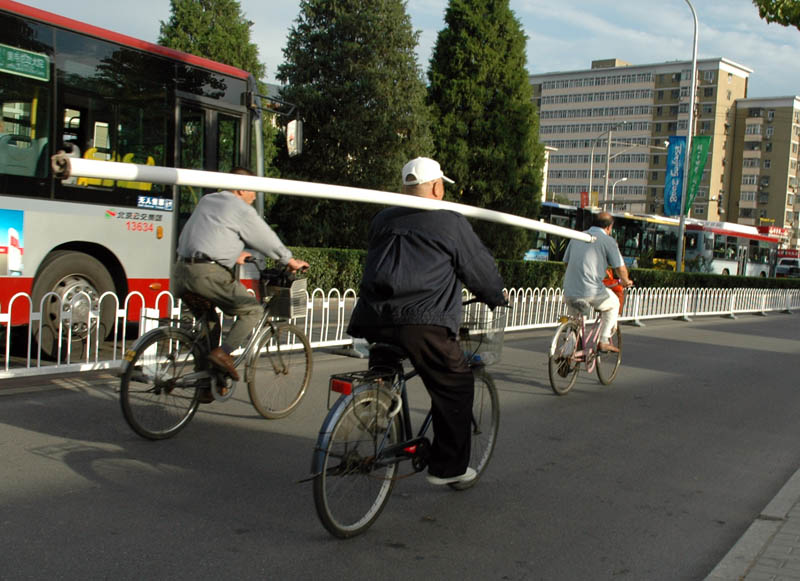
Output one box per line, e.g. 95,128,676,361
764,159,771,169
704,87,714,97
768,110,775,121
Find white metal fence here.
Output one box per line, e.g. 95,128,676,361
2,286,799,379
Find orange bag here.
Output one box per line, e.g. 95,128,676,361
603,268,624,313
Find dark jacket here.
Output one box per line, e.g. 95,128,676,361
347,207,506,335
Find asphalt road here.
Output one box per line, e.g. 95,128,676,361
1,313,799,580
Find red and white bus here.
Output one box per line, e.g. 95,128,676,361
684,221,781,277
0,0,265,355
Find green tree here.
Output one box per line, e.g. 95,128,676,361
272,0,434,248
428,0,544,259
159,0,279,178
753,0,800,30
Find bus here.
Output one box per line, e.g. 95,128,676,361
0,0,265,356
532,202,681,268
684,221,780,277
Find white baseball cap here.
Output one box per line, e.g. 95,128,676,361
401,157,455,186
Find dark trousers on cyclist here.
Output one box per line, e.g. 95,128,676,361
172,261,263,350
362,324,474,479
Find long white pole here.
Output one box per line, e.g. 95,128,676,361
51,155,594,242
676,0,698,272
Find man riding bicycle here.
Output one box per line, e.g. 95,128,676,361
172,167,308,391
562,211,633,353
347,157,506,486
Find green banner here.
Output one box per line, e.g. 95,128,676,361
0,43,49,82
684,135,711,213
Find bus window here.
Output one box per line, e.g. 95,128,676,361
0,75,50,181
217,113,241,174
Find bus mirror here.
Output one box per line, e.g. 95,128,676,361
287,119,303,157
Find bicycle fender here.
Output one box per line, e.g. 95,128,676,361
310,384,395,475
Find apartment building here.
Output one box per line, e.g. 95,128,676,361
729,97,800,247
530,57,751,218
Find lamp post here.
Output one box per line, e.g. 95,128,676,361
675,0,698,272
588,121,626,207
611,177,628,210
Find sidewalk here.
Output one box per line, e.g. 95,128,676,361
707,468,800,580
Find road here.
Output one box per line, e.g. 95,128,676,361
1,313,799,580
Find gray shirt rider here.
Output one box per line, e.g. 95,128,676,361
563,225,626,299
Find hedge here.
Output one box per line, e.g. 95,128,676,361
288,247,800,291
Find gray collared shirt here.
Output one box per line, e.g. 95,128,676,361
177,191,293,269
562,226,624,298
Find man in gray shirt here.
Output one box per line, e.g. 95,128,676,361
172,167,308,388
562,212,633,353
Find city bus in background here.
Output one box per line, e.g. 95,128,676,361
684,221,781,277
531,202,682,269
0,0,266,356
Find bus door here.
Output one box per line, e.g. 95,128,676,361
176,100,245,234
736,243,748,276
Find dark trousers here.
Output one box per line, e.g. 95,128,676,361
361,325,474,478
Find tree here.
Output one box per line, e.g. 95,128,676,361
753,0,800,30
428,0,544,259
159,0,279,178
272,0,434,248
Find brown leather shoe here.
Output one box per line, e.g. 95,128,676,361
208,347,239,381
597,342,620,353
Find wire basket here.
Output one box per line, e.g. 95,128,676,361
458,304,508,366
261,276,307,319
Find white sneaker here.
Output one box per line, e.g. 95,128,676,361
426,467,477,486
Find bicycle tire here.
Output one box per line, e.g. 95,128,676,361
120,327,202,440
312,385,399,538
247,323,312,419
596,326,623,385
548,321,580,396
449,367,500,491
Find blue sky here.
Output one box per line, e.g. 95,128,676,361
27,0,800,98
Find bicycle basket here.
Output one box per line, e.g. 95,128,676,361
260,272,307,319
458,304,508,366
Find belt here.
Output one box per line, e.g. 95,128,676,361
177,255,219,265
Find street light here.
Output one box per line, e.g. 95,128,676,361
611,177,628,210
676,0,699,273
588,121,626,206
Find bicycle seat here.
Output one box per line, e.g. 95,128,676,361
567,299,592,317
369,342,408,360
180,292,213,314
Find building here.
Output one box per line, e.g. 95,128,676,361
729,96,800,248
530,57,751,218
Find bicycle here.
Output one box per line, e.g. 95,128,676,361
119,260,313,440
310,301,507,539
548,283,626,396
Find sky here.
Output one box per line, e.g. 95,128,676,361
25,0,800,99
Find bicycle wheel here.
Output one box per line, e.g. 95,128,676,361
247,323,312,419
450,367,500,491
548,321,580,396
120,327,202,440
312,385,399,538
596,326,623,385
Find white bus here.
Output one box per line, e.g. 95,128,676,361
0,0,267,356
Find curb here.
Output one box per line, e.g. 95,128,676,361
705,468,800,580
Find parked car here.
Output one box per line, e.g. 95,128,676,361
776,257,800,277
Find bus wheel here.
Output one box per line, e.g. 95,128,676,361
31,251,116,360
721,268,730,275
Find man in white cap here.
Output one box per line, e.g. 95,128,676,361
348,157,506,486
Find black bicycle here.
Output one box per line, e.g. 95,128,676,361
119,261,312,440
311,301,507,538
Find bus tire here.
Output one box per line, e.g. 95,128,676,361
31,250,116,360
721,268,730,275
